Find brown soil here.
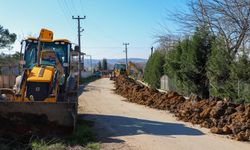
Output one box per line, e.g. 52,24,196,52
114,75,250,141
0,112,73,137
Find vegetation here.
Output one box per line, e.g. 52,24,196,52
143,51,165,88
164,27,213,98
80,75,100,85
97,61,102,70
206,38,232,99
0,25,19,65
0,52,22,65
97,58,108,70
172,0,250,58
144,0,250,103
0,25,16,50
0,119,100,150
102,58,108,70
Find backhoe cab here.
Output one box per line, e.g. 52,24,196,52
110,63,127,79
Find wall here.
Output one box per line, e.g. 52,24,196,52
81,71,93,78
0,66,19,88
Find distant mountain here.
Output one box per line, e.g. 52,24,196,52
83,58,148,70
106,58,147,65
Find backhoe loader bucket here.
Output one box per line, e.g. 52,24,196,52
0,101,77,136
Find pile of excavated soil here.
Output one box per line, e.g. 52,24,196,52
114,75,250,141
0,112,73,137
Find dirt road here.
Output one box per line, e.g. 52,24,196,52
78,78,249,150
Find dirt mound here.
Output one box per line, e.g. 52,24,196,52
0,112,73,137
114,75,250,141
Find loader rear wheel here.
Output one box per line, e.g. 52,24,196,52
0,88,15,101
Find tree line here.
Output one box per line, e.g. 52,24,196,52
144,0,250,103
97,58,108,70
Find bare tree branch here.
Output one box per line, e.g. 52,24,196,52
167,0,250,58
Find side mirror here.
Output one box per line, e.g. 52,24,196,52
74,46,80,52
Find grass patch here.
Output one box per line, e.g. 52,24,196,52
30,119,100,150
0,119,100,150
67,119,96,145
86,143,100,150
31,141,66,150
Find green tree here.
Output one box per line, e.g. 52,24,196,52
164,39,190,95
102,58,108,70
164,27,213,98
144,51,165,88
0,51,22,65
230,54,250,103
207,38,233,98
97,61,102,70
12,51,23,61
0,25,16,49
189,27,213,98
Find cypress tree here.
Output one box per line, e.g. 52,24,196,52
144,51,165,88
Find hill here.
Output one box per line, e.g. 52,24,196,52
83,58,147,70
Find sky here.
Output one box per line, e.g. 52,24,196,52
0,0,187,59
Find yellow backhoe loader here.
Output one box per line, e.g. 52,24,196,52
0,29,80,136
110,63,127,80
110,61,142,80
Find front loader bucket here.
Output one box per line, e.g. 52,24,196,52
0,101,77,136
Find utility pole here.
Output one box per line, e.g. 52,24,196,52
151,46,154,56
123,43,129,70
72,15,86,86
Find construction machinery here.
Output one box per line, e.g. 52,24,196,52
110,61,143,80
127,61,142,79
114,63,127,76
0,29,80,136
110,63,127,79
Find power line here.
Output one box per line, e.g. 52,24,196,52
71,0,80,15
82,45,151,50
62,0,74,15
73,1,126,45
56,0,74,29
79,0,85,15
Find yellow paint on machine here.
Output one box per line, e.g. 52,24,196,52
27,66,54,82
39,28,53,42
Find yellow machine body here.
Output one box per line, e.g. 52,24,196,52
39,28,53,42
25,66,57,103
15,49,61,103
113,63,127,77
27,66,54,82
127,61,140,76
